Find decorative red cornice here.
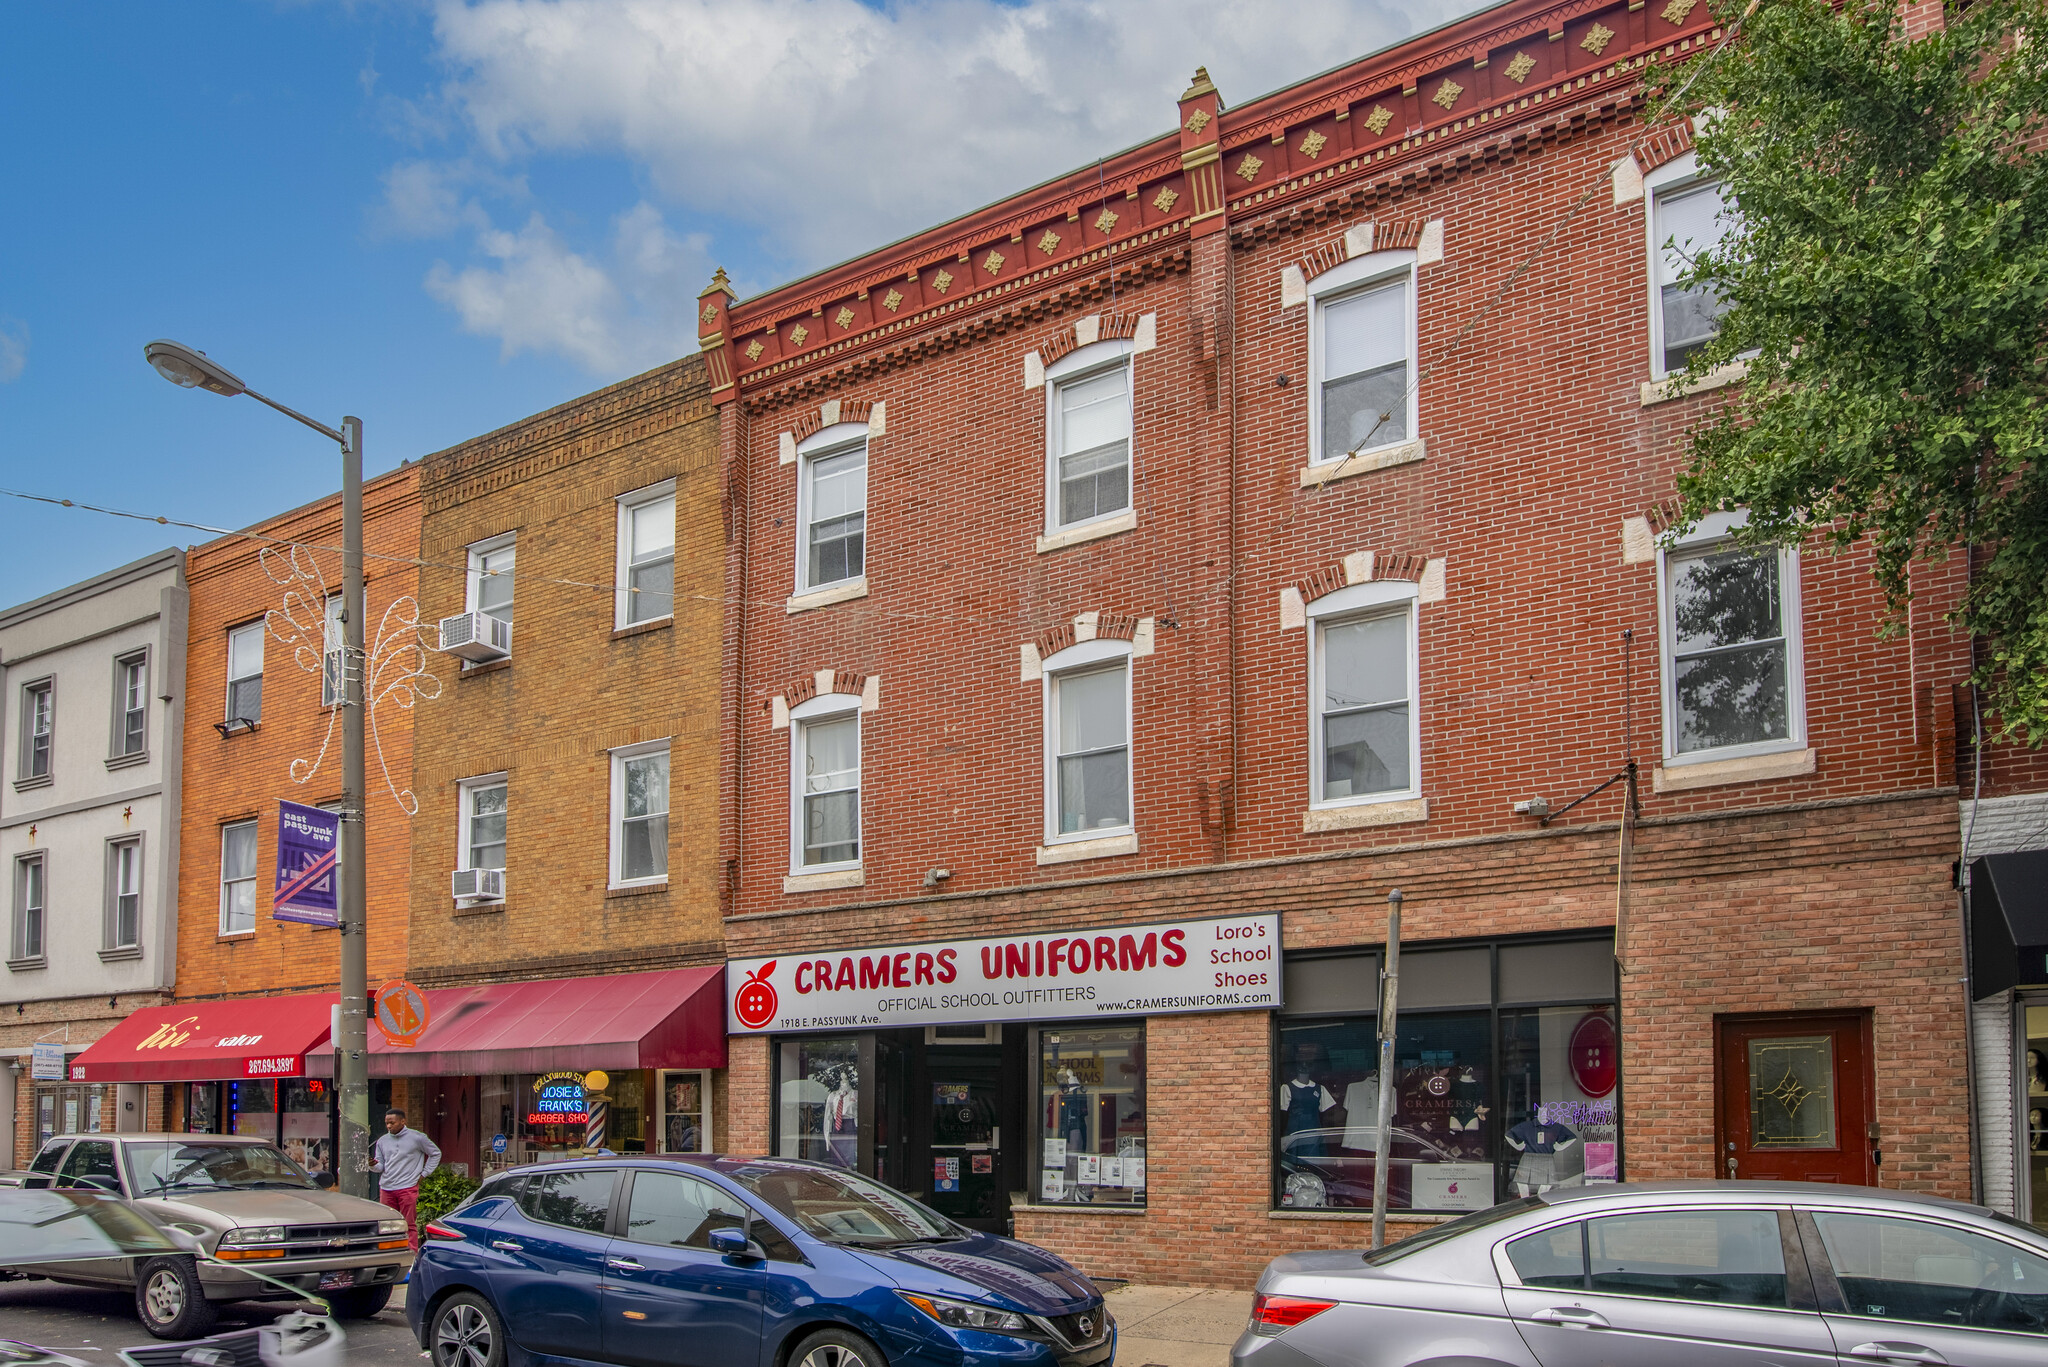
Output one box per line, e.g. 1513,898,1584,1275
713,0,1722,400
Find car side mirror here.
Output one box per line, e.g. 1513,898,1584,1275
707,1227,760,1259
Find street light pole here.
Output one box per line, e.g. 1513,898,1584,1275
144,341,373,1199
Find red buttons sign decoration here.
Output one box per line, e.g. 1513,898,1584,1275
724,913,1281,1033
1569,1010,1618,1098
374,979,431,1049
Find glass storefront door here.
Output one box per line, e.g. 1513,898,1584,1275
926,1043,1005,1226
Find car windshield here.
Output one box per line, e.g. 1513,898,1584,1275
1362,1196,1543,1265
127,1141,315,1195
729,1163,963,1246
0,1189,180,1266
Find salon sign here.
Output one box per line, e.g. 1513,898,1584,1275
726,913,1282,1033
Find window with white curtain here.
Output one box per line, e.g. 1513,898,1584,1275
1314,607,1416,802
460,778,508,872
611,743,670,886
468,535,516,629
220,821,258,935
794,706,860,870
617,486,676,627
1049,657,1131,838
1049,353,1132,531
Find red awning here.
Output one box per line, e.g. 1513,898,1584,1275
307,967,725,1078
69,994,336,1083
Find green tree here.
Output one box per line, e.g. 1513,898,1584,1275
1669,0,2048,741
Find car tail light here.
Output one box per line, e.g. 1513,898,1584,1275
1249,1293,1337,1335
423,1222,464,1242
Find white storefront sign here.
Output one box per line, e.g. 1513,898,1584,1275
31,1042,66,1081
727,913,1281,1033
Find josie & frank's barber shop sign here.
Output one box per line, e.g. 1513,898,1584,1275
726,913,1281,1033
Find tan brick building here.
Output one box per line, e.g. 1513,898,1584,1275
701,0,2039,1287
361,355,727,1177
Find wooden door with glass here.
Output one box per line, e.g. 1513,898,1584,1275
1716,1013,1875,1185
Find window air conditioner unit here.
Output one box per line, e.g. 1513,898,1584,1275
451,868,505,902
439,612,512,663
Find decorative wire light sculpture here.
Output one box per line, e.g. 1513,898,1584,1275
260,545,443,816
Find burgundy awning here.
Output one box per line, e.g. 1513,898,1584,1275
307,967,725,1078
69,993,336,1082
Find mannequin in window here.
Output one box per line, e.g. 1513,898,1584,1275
1278,1044,1337,1156
2027,1049,2046,1096
1506,1110,1579,1195
827,1070,858,1168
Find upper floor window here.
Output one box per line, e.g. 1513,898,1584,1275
113,651,148,757
11,853,44,962
468,534,516,629
321,595,346,707
1659,512,1804,761
1047,344,1133,533
1311,251,1416,465
1045,644,1132,841
610,742,669,887
460,777,507,872
798,427,867,593
106,837,141,950
220,819,258,935
1309,582,1420,806
1647,160,1735,378
19,679,53,781
226,622,264,723
792,698,860,872
617,485,676,628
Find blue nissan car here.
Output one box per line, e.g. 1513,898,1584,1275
407,1155,1115,1367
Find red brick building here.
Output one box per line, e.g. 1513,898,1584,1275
704,0,2031,1284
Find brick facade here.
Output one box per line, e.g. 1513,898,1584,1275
704,0,1995,1284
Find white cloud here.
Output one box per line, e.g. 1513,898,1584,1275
0,318,26,383
424,203,709,373
397,0,1485,371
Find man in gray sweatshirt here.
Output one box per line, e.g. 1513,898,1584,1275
368,1107,440,1253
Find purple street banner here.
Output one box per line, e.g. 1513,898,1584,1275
273,800,339,927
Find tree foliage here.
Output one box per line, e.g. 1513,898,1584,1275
1671,0,2048,741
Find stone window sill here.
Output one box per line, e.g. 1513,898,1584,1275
1011,1203,1148,1216
216,932,255,944
784,868,865,894
786,578,869,615
1036,510,1135,555
606,881,669,899
6,956,46,973
1036,832,1139,866
1303,798,1428,833
460,658,513,679
1267,1209,1454,1224
105,751,150,772
97,946,143,963
12,774,53,794
1640,360,1747,407
1298,438,1426,489
1653,746,1814,793
612,618,673,642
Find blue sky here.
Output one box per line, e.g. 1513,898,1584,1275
0,0,1480,605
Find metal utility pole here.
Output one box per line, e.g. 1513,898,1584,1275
144,341,373,1198
1371,887,1402,1250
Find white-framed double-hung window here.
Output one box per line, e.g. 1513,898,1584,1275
796,425,868,594
1658,512,1804,763
225,622,264,723
468,533,516,630
11,852,45,963
1043,642,1133,843
18,678,53,783
1310,250,1417,466
112,650,149,759
1308,581,1420,808
105,836,142,952
1046,342,1134,535
1645,154,1736,379
459,776,508,873
610,741,670,887
617,484,676,628
219,819,258,935
791,697,860,873
321,594,347,706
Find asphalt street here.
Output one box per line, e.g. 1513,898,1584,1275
0,1276,422,1361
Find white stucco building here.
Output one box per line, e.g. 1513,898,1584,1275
1,548,186,1165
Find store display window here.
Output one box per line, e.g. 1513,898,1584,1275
1036,1024,1146,1205
1275,936,1619,1213
186,1082,220,1134
280,1078,331,1177
660,1070,712,1154
2026,1004,2046,1231
232,1080,277,1140
779,1037,861,1168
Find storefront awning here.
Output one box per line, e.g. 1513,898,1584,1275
67,993,336,1083
1970,850,2048,999
307,967,726,1078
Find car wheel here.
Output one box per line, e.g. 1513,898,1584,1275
430,1291,506,1367
326,1283,394,1319
791,1326,887,1367
134,1255,220,1340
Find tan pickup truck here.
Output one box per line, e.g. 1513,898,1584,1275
5,1132,410,1337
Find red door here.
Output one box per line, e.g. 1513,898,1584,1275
1717,1012,1876,1184
425,1076,478,1179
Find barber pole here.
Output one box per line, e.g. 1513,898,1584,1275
583,1069,611,1152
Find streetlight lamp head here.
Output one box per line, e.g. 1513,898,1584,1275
144,339,246,398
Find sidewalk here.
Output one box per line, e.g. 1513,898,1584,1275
1103,1285,1253,1367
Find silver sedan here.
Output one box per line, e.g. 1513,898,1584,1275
1234,1181,2048,1367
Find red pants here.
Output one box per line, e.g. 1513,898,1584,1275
380,1185,420,1252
